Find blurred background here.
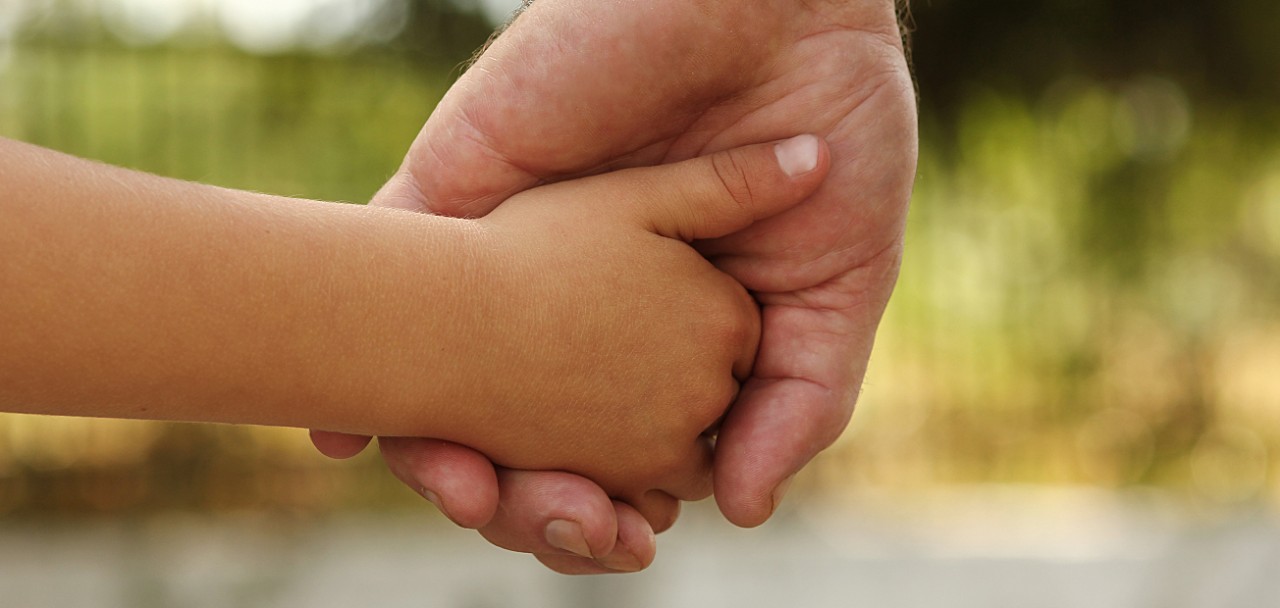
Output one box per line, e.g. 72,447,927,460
2,0,1279,606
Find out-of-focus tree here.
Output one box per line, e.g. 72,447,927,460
911,0,1280,117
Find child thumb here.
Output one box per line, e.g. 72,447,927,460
621,135,828,242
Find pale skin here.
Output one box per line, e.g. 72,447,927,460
0,134,831,505
311,0,919,574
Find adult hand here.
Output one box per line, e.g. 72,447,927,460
313,0,917,573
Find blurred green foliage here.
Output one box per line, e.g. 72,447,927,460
1,0,1278,515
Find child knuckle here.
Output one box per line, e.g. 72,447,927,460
709,150,757,220
708,284,756,346
649,446,687,479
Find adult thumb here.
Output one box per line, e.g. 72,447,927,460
616,135,829,242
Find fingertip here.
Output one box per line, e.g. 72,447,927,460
648,494,682,535
536,529,655,575
572,494,622,559
478,470,619,559
710,374,845,528
534,554,617,576
597,501,656,572
702,134,831,234
771,133,830,200
308,430,372,460
629,134,831,242
713,470,798,528
714,477,777,529
708,395,787,528
437,485,501,530
773,134,822,178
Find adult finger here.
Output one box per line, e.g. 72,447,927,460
713,277,880,527
376,437,501,529
534,501,658,575
476,471,664,568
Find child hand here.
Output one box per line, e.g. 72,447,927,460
429,135,829,508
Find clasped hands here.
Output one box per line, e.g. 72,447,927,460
312,0,917,574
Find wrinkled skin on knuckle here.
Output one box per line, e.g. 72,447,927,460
708,149,757,227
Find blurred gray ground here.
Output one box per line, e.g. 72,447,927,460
2,487,1279,608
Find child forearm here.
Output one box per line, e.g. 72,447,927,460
0,137,486,434
2,132,830,502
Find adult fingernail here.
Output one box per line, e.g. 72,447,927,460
774,134,819,177
545,520,593,559
597,547,645,573
597,524,653,573
772,476,796,514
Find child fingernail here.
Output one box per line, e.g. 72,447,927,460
774,134,819,177
545,519,593,559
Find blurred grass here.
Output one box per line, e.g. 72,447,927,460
0,8,476,516
0,41,450,202
1,2,1279,516
825,79,1280,506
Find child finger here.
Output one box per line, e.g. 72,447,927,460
621,134,829,242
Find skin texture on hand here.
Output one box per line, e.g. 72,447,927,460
434,138,829,504
313,0,918,574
